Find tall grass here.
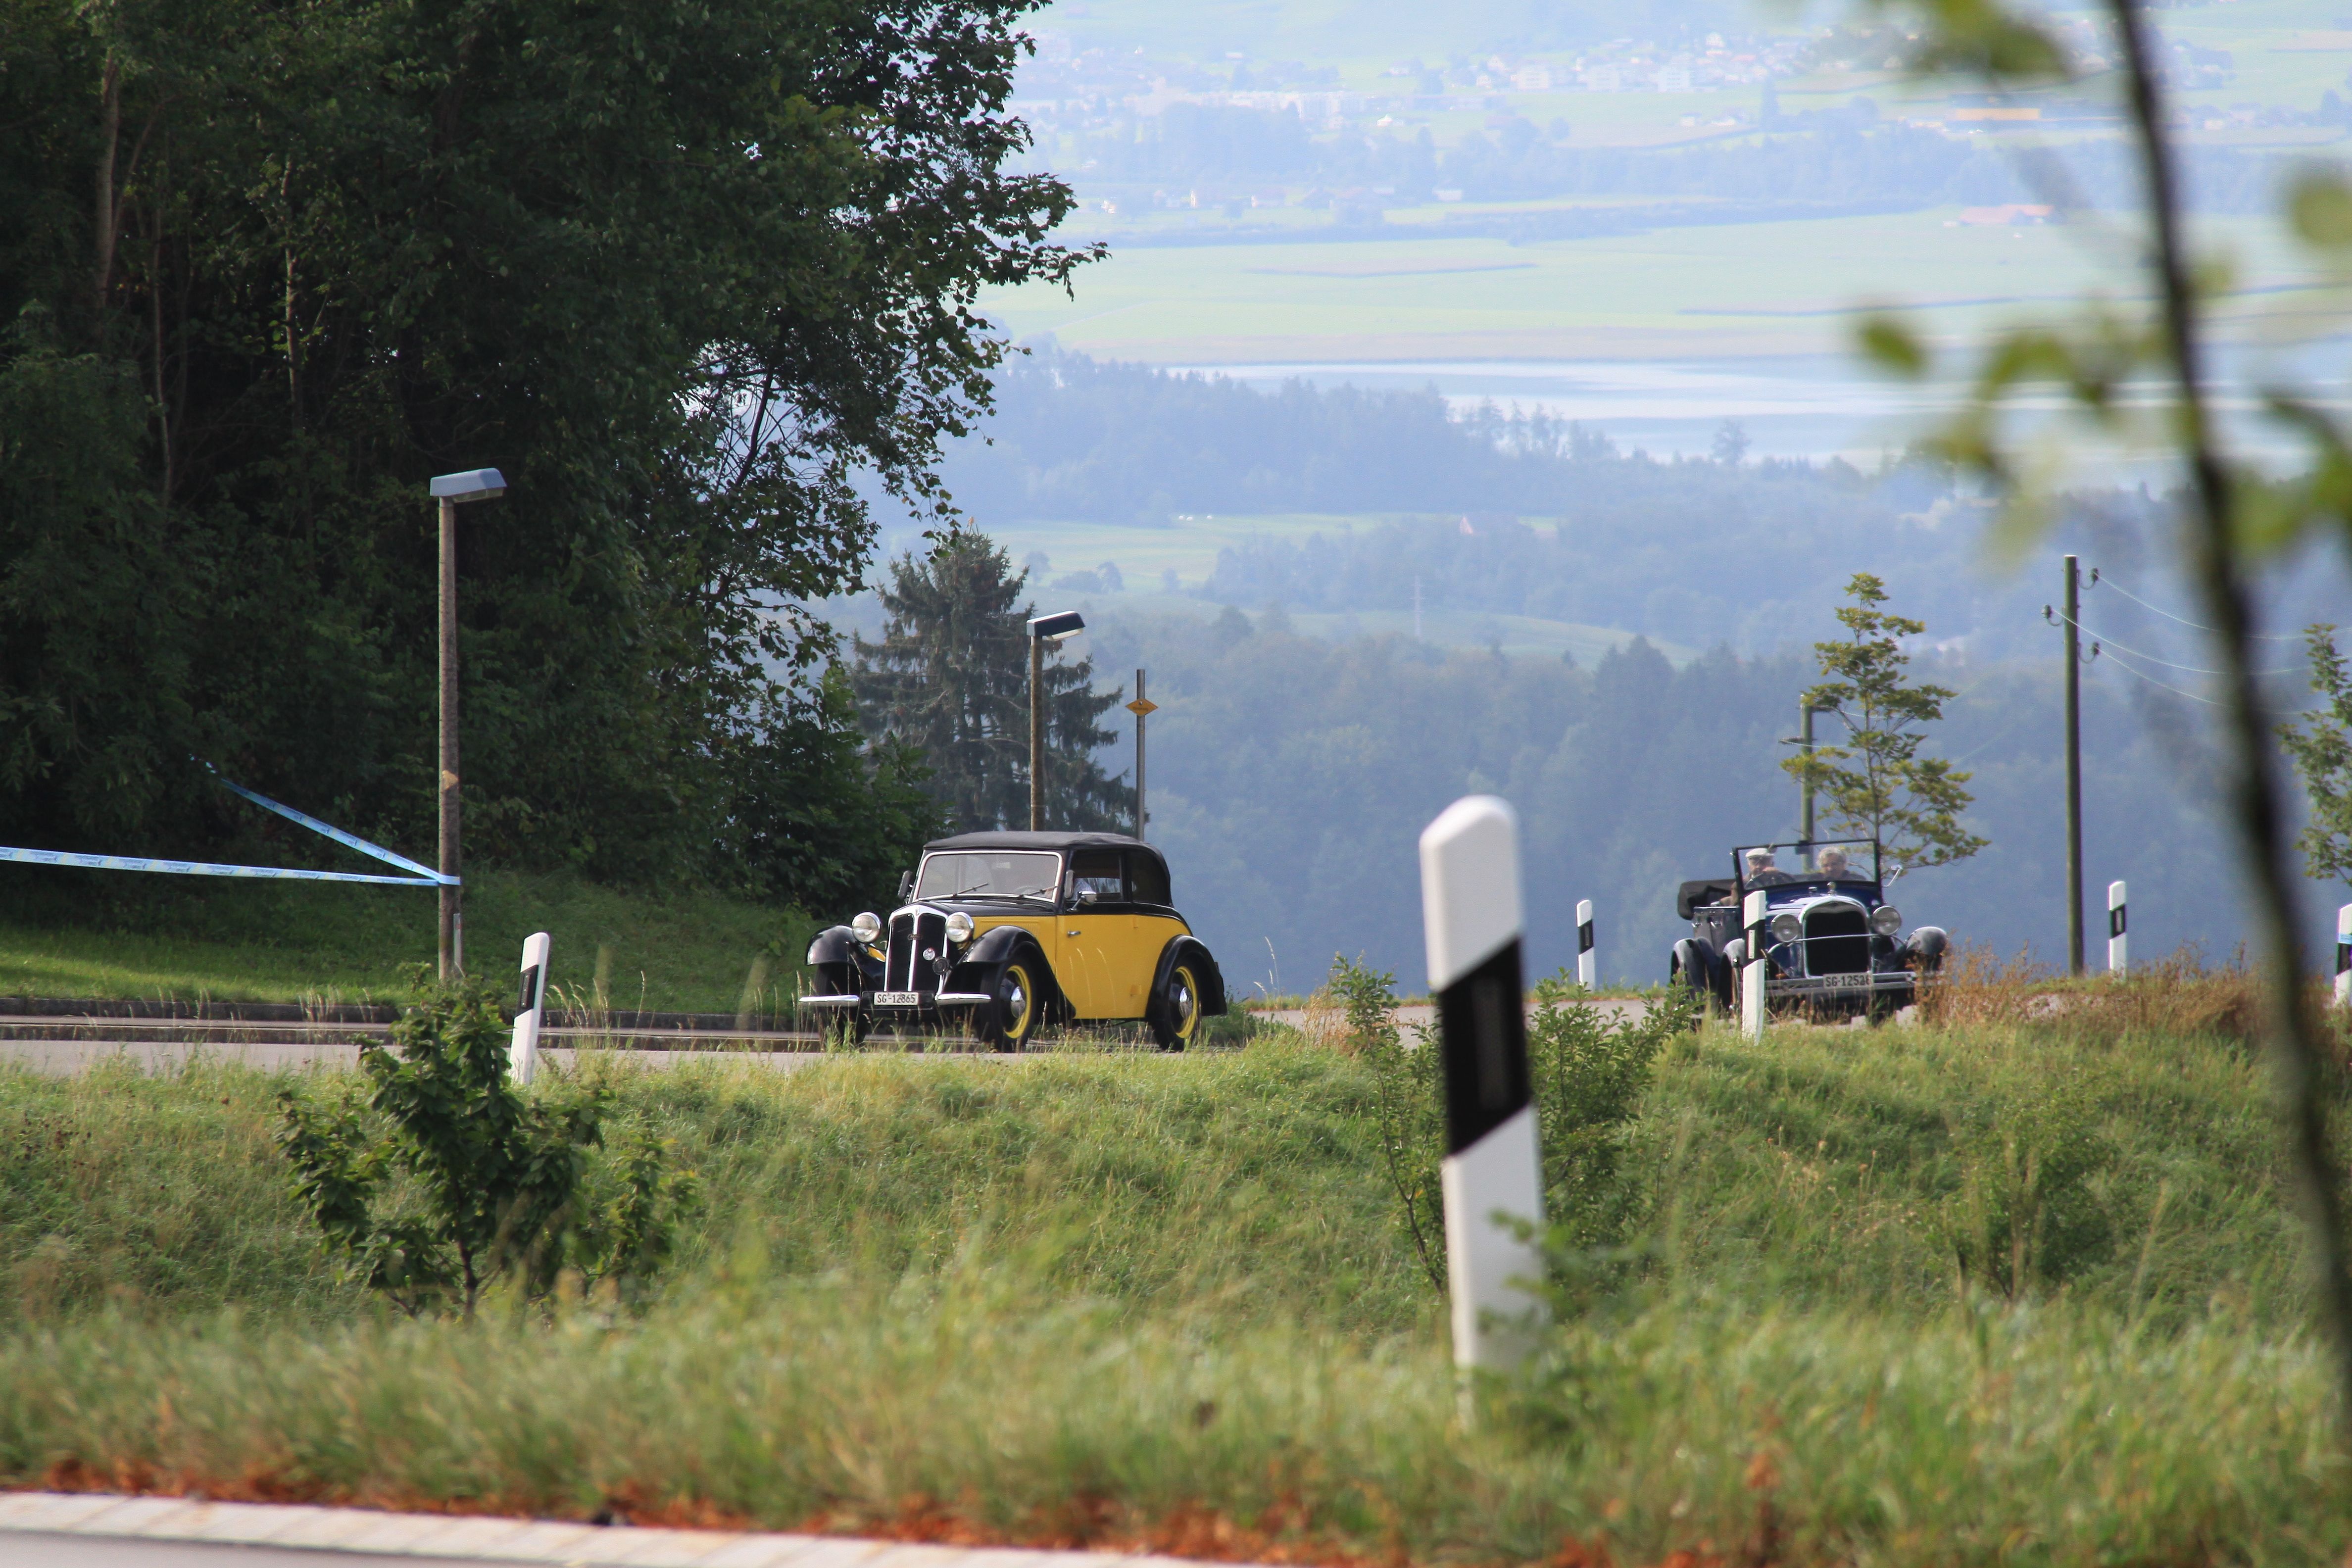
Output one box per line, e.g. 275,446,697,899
0,995,2342,1564
2,1277,2341,1565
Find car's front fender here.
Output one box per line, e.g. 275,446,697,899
946,926,1070,1023
1152,935,1226,1016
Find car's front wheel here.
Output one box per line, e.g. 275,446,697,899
1149,961,1203,1051
979,959,1042,1052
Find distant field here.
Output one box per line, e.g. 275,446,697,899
986,209,2323,364
836,512,1699,664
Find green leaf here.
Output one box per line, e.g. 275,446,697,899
2291,170,2352,250
1858,313,1928,376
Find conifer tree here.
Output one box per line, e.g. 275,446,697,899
852,533,1133,833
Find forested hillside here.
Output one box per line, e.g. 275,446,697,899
1074,609,2247,987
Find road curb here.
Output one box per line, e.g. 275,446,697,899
0,1491,1196,1568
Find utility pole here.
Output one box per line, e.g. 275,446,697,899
1126,669,1158,840
2064,553,2085,976
1799,700,1816,852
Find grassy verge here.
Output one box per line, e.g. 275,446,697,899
0,1013,2338,1563
0,863,815,1012
9,1284,2339,1565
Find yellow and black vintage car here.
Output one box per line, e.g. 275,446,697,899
800,831,1227,1050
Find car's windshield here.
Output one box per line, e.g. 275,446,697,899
1735,840,1880,884
914,851,1061,903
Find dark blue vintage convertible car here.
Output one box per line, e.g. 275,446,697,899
1668,838,1947,1017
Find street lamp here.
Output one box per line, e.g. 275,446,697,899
428,467,507,978
1026,610,1084,831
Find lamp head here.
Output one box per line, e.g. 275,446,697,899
1027,609,1085,643
429,468,508,502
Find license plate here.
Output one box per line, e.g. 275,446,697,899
875,991,922,1007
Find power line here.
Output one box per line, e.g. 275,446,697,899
2098,644,2227,707
2054,610,2297,677
2092,573,2305,642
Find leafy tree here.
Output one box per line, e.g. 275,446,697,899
2279,625,2352,889
714,667,943,914
277,977,696,1319
0,0,1087,886
850,532,1132,833
1784,572,1986,869
1862,0,2352,1425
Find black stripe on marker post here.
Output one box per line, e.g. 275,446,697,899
1437,937,1530,1155
1577,920,1595,955
2110,905,2126,939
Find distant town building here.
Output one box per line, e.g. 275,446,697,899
1955,203,2054,225
1511,65,1553,91
1655,65,1694,92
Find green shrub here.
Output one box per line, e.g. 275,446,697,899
276,979,697,1318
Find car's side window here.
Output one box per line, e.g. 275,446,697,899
1069,848,1124,905
1126,849,1171,907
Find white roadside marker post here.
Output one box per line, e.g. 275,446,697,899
1742,889,1768,1041
2336,905,2351,1009
2108,881,2128,976
1419,796,1546,1379
511,931,551,1086
1576,898,1596,990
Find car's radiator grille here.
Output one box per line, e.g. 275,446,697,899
884,910,947,993
1805,907,1870,976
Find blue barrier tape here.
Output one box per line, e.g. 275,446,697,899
204,768,451,884
0,765,455,888
0,845,443,886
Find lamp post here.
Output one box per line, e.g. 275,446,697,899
1026,610,1084,831
428,467,507,978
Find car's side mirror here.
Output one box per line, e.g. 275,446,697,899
1077,888,1100,906
897,870,914,902
1885,863,1905,884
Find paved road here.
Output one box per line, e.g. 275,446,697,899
10,1535,487,1566
1259,997,1650,1033
0,998,1661,1075
0,1491,1183,1568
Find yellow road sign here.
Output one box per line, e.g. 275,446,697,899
1126,697,1159,717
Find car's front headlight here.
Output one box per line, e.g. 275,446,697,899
850,911,882,944
944,911,975,943
1871,905,1902,936
1768,912,1803,945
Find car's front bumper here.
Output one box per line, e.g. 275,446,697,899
1766,971,1916,1004
800,991,992,1019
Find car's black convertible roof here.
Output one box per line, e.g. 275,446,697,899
925,830,1154,854
1677,878,1737,919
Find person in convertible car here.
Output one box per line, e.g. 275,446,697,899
1744,846,1792,886
1818,845,1862,880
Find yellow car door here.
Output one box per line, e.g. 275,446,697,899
1058,849,1125,1017
1059,846,1194,1020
